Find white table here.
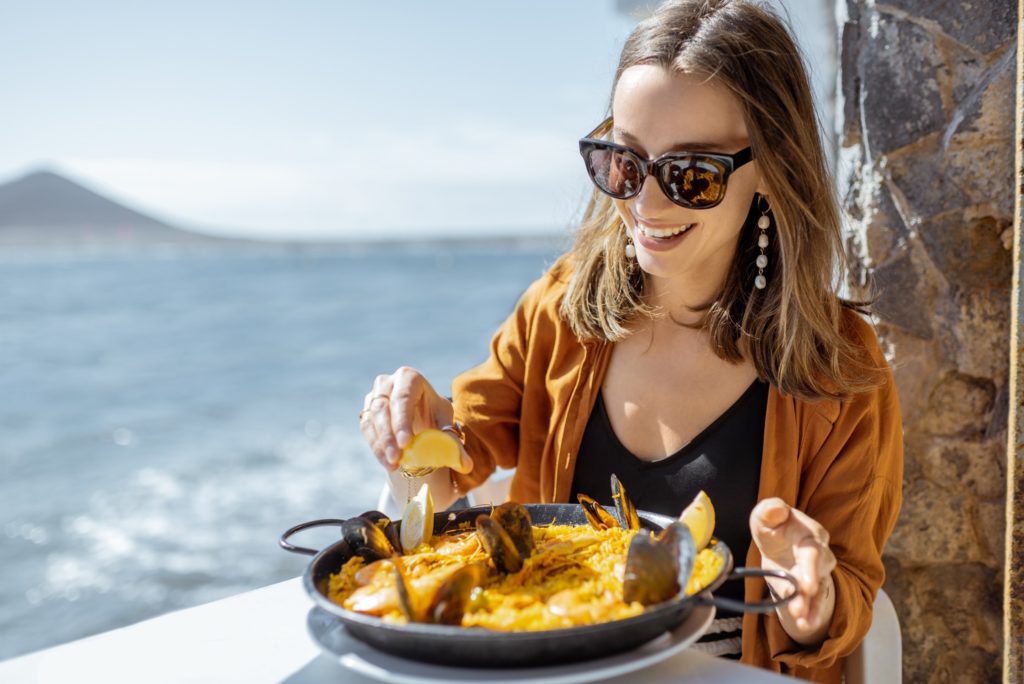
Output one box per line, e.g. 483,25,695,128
0,578,791,684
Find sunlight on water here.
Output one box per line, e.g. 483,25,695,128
0,243,562,659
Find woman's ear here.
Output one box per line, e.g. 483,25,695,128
754,174,768,199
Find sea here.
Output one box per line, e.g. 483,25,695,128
0,240,565,660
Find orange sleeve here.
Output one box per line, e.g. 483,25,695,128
449,273,547,492
767,320,905,674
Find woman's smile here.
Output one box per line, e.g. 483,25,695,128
633,217,698,252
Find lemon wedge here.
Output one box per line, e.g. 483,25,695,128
400,428,462,471
679,490,715,551
400,483,434,553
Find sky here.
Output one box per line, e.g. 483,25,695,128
0,1,834,241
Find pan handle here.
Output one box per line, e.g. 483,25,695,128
279,518,346,556
693,566,799,614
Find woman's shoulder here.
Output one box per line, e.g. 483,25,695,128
837,305,888,366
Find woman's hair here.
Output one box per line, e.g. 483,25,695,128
560,0,883,401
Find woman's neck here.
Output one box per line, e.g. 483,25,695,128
643,269,726,327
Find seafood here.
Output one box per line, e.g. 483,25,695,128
325,481,724,630
610,474,640,531
623,521,696,605
475,502,534,574
341,515,396,562
577,493,619,530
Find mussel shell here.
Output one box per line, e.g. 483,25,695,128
475,514,523,574
622,532,678,606
342,516,396,563
655,521,696,593
391,555,420,622
425,562,487,625
490,502,535,559
577,493,619,530
357,510,402,553
610,474,640,531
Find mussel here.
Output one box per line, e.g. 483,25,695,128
577,473,640,531
341,516,397,562
356,509,402,552
393,558,488,625
489,501,535,559
622,521,696,606
577,493,619,530
610,474,640,531
475,502,534,574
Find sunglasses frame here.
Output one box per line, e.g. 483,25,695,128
578,117,754,210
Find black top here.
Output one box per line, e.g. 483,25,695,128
569,378,768,656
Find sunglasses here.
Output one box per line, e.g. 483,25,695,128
578,117,754,210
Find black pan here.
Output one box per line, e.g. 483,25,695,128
279,503,795,668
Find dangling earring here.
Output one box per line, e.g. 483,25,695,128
755,195,771,290
624,222,636,259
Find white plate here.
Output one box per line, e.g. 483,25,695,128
306,603,715,684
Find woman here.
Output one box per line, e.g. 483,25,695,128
358,1,903,681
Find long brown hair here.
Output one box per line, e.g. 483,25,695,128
560,0,883,401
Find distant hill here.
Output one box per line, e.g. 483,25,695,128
0,169,225,247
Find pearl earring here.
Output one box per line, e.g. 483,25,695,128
624,223,636,259
755,196,771,290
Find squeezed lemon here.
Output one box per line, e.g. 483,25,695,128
399,428,462,472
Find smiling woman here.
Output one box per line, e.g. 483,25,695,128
358,2,903,682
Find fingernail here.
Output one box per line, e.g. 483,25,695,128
396,430,411,448
386,446,398,463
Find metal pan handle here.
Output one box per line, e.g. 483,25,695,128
279,518,346,556
693,566,799,614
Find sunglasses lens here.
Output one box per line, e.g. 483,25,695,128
660,159,728,208
583,146,642,199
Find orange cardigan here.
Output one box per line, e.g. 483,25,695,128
451,257,904,682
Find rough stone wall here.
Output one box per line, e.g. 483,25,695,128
837,2,1016,682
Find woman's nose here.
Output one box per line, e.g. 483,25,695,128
632,172,676,213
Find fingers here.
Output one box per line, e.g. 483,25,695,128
750,498,792,560
751,499,837,629
753,497,790,529
360,374,398,470
452,448,474,474
390,367,426,448
359,367,440,471
789,540,820,621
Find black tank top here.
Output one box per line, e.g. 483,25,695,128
569,378,768,657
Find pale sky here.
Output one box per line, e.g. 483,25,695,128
0,1,833,241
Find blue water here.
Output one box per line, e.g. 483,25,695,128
0,242,564,660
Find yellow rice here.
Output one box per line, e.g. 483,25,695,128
326,523,725,631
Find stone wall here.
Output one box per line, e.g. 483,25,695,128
837,2,1016,681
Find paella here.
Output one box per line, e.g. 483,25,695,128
325,475,725,631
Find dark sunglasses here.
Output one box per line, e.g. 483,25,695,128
578,117,754,209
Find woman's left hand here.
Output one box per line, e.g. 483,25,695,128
750,498,837,641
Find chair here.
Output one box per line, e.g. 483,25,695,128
844,587,902,684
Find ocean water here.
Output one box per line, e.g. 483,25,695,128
0,242,564,660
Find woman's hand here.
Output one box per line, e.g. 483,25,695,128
358,366,472,473
750,498,837,645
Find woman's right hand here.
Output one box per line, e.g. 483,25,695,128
358,366,472,473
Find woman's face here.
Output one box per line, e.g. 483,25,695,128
611,65,764,282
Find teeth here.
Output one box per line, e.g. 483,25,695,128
639,223,694,238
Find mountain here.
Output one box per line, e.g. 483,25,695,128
0,169,224,247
